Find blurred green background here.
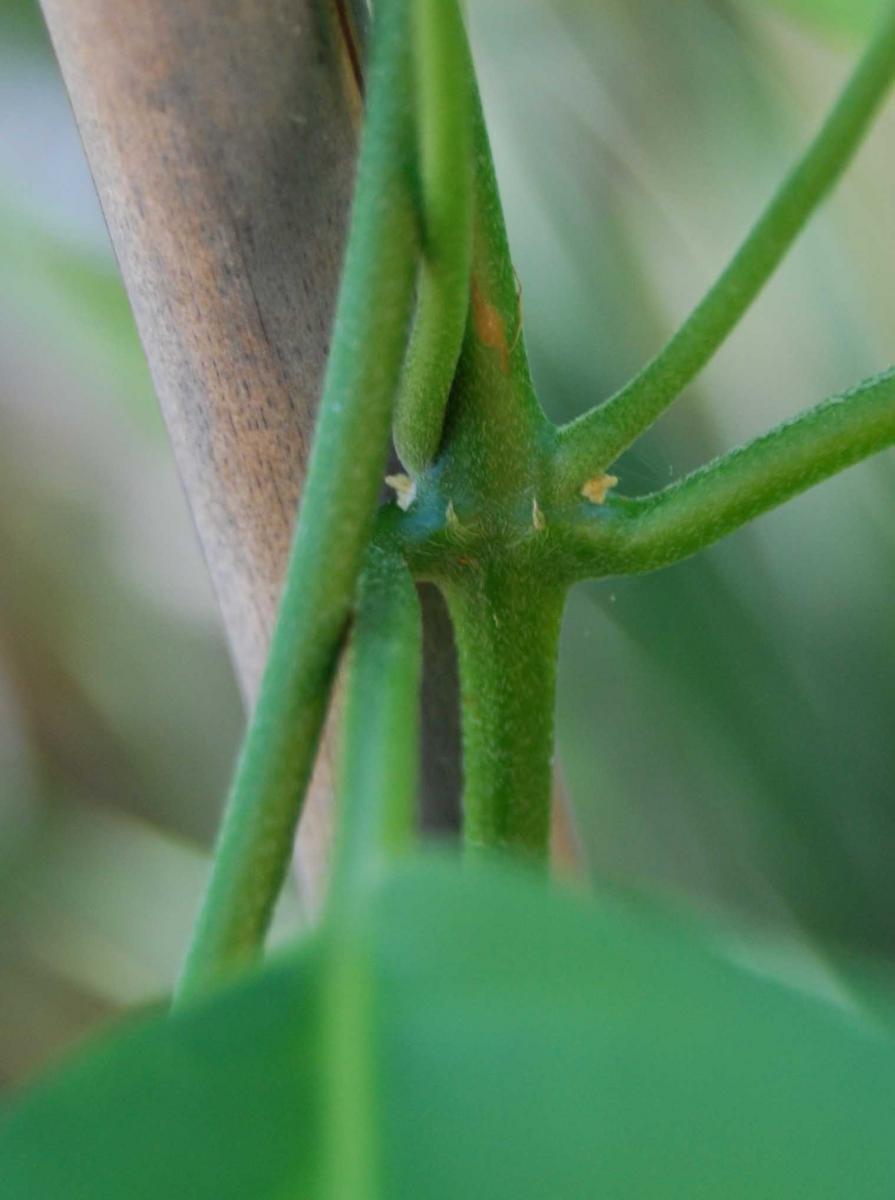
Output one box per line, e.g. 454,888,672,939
2,0,893,1084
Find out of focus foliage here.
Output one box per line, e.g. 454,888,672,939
2,0,894,1086
6,854,895,1198
759,0,888,35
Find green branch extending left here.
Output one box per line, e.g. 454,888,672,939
392,0,473,475
554,3,895,493
175,0,419,1004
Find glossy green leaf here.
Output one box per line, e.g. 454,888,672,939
4,854,895,1198
376,857,895,1198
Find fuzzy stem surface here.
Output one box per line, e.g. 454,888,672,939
560,368,895,577
443,567,565,857
393,0,473,474
176,0,418,1002
555,5,895,491
330,542,422,903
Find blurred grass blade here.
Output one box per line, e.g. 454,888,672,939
752,0,889,36
0,195,158,432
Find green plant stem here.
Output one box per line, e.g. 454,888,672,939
175,0,419,1004
442,566,565,857
554,4,895,492
329,541,422,903
320,541,421,1200
560,367,895,577
423,24,553,516
393,0,473,475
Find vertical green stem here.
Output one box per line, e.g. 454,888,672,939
443,566,565,857
432,28,551,512
320,541,421,1200
393,0,473,474
330,541,422,902
175,0,418,1004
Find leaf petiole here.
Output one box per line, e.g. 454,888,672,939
554,4,895,492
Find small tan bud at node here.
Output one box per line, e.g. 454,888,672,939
581,473,618,504
446,499,461,530
385,473,416,512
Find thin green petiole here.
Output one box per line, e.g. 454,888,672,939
175,0,419,1004
329,540,422,905
554,4,895,493
320,541,421,1200
393,0,474,475
560,367,895,578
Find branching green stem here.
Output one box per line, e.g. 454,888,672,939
554,5,895,492
393,0,473,475
560,368,895,577
176,0,419,1003
179,0,895,962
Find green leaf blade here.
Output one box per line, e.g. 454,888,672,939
377,857,895,1199
4,855,895,1199
0,955,317,1200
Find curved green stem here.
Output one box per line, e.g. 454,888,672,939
554,5,895,492
393,0,474,475
329,541,422,904
443,565,565,858
176,0,419,1004
561,367,895,578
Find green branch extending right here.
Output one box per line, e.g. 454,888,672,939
558,368,895,579
554,4,895,493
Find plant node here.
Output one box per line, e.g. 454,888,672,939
581,474,618,505
385,473,417,511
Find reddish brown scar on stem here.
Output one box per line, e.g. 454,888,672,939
471,277,511,374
